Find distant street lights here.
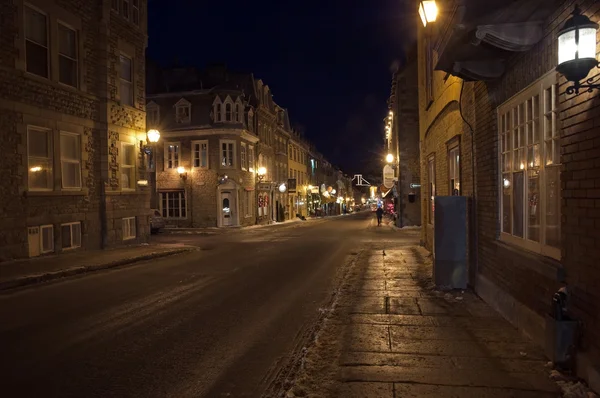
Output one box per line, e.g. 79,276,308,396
556,5,599,94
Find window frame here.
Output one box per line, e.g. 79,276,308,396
120,142,136,191
427,155,436,225
497,71,560,260
240,142,247,171
220,139,236,169
191,140,209,169
60,131,82,190
119,53,134,107
27,126,53,192
132,0,140,25
122,0,130,20
175,103,191,124
248,145,255,173
57,21,78,88
24,4,49,79
159,190,187,219
122,217,136,240
40,224,54,254
447,138,460,196
164,142,180,170
61,221,81,250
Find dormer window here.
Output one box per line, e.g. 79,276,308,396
235,103,240,122
222,95,234,123
174,98,191,124
248,108,254,131
147,101,159,126
216,103,222,121
225,103,232,121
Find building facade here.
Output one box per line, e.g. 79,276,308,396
0,0,150,261
147,66,258,228
288,132,309,218
388,50,421,227
418,0,600,390
274,105,290,221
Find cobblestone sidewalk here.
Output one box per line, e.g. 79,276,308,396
286,244,559,398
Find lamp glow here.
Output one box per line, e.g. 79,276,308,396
257,166,267,176
419,1,438,27
278,183,287,193
177,166,186,174
386,154,394,163
30,166,41,172
147,129,160,143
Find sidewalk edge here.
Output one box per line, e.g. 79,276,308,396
0,248,194,292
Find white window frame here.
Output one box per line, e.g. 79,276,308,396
241,142,247,171
165,142,180,169
248,145,255,173
119,54,133,106
498,71,560,260
60,131,81,190
192,140,209,169
220,139,236,169
120,142,135,191
175,103,191,124
122,217,136,240
40,224,54,253
24,4,49,79
27,126,53,191
61,221,81,250
57,22,78,88
159,190,187,219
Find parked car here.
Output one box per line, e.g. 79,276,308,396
150,209,166,234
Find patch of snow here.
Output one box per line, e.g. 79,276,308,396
519,351,528,357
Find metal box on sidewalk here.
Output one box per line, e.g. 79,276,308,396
433,196,467,289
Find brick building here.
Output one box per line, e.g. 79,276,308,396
0,0,150,260
387,49,421,228
146,65,259,228
418,0,600,390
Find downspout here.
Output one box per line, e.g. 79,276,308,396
459,79,478,286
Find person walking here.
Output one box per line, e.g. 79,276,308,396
376,206,384,226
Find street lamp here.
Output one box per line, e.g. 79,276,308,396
556,5,599,95
386,153,394,164
418,1,438,27
257,166,267,182
147,129,160,143
177,166,187,180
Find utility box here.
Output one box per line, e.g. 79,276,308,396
545,315,578,366
433,196,467,289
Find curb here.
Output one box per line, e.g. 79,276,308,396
0,248,194,292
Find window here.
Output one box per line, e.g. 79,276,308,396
160,191,186,218
248,145,255,172
448,144,460,196
225,103,232,122
122,217,136,240
120,54,133,106
235,103,241,122
241,143,247,170
245,191,253,217
221,140,235,168
132,0,140,25
216,103,222,121
147,105,159,126
427,156,436,224
58,23,77,87
111,0,120,12
28,127,53,190
121,143,135,190
176,104,190,124
60,132,81,189
61,222,81,249
192,140,208,169
122,0,130,20
24,6,48,78
165,143,180,169
248,110,254,131
40,225,54,253
499,72,560,259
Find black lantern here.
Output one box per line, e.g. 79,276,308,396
556,5,599,94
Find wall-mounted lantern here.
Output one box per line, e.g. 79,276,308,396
141,129,160,155
556,5,599,95
257,166,267,182
418,1,438,27
177,166,187,180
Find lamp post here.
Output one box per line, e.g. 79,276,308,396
141,129,160,208
255,166,267,224
556,5,599,95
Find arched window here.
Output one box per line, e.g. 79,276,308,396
225,103,232,121
216,103,222,121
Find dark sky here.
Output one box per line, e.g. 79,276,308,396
147,0,416,175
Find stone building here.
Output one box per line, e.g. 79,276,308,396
273,104,290,222
146,65,258,228
388,49,421,227
288,131,309,218
418,0,600,389
0,0,150,260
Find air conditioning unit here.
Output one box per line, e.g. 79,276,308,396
28,226,40,257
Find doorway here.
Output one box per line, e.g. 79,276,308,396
220,191,236,227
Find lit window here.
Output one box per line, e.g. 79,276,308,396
221,140,235,167
28,127,53,191
165,142,180,169
122,217,136,240
120,55,133,106
60,132,81,189
121,143,135,190
499,71,560,259
24,6,48,78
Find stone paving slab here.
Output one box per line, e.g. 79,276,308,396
393,384,557,398
333,382,394,398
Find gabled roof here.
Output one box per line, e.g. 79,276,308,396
173,98,191,107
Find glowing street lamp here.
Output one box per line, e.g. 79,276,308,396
386,153,394,164
419,1,438,27
147,129,160,143
257,166,267,182
556,5,599,95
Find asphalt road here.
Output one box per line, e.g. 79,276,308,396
0,212,380,398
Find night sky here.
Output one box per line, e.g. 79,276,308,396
147,0,416,176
